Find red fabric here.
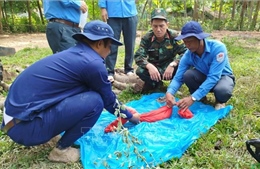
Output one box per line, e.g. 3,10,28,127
178,108,193,119
104,118,128,133
104,106,172,133
104,107,137,133
104,106,193,133
140,106,172,122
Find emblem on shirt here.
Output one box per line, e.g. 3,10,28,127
176,40,184,45
216,52,225,62
166,44,173,49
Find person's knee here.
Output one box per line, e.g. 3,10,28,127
183,69,194,84
135,67,147,80
214,86,232,103
84,91,104,112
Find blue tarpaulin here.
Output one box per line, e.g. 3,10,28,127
76,93,232,169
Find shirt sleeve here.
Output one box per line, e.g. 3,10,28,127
82,60,133,119
167,50,191,95
98,0,107,8
60,0,81,9
134,34,150,69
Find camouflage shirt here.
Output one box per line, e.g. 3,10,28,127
134,29,187,72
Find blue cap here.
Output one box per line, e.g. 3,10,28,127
72,20,123,46
175,21,210,40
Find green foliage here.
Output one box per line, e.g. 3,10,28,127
1,0,260,33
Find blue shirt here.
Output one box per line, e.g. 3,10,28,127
43,0,81,24
98,0,137,17
4,43,133,121
167,39,233,100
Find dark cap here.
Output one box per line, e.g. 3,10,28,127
72,20,123,46
151,8,167,20
175,21,210,40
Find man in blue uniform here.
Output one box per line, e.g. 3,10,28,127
43,0,88,53
1,20,140,163
166,21,235,110
98,0,138,82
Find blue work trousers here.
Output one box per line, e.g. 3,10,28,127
183,69,235,103
106,16,138,75
46,22,81,53
6,91,104,148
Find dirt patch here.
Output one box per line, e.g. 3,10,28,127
0,33,49,52
1,30,260,52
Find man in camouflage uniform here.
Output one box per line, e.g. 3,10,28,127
134,8,187,93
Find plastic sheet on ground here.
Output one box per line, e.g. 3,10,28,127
75,93,233,169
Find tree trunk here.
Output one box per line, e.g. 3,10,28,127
0,2,3,33
239,0,247,30
140,0,149,31
183,0,187,18
250,0,260,30
231,0,236,20
193,0,199,21
2,1,7,23
218,0,224,20
247,1,253,24
141,0,149,20
9,1,14,28
201,0,205,22
92,0,95,19
26,0,32,32
37,0,44,24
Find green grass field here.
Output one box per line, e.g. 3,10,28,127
1,34,260,169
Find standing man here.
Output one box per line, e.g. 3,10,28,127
1,20,140,163
98,0,138,82
134,8,187,93
43,0,88,53
166,21,235,110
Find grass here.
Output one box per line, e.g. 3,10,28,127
1,34,260,168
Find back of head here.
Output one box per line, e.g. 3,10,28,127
151,8,167,21
175,21,210,40
72,20,122,46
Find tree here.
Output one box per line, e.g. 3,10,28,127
250,0,260,30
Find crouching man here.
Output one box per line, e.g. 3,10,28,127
1,20,140,163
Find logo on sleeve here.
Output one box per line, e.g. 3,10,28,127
216,52,225,62
176,40,184,45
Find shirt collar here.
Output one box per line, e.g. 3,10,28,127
204,39,210,53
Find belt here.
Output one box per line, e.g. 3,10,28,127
1,118,21,133
49,18,79,28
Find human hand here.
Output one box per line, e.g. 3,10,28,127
166,92,176,107
101,8,108,22
163,65,174,80
147,63,161,82
125,106,140,124
129,113,140,124
175,96,194,110
80,1,88,13
126,106,138,114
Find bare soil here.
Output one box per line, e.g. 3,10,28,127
0,33,49,52
1,30,260,52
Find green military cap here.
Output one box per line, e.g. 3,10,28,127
151,8,167,20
